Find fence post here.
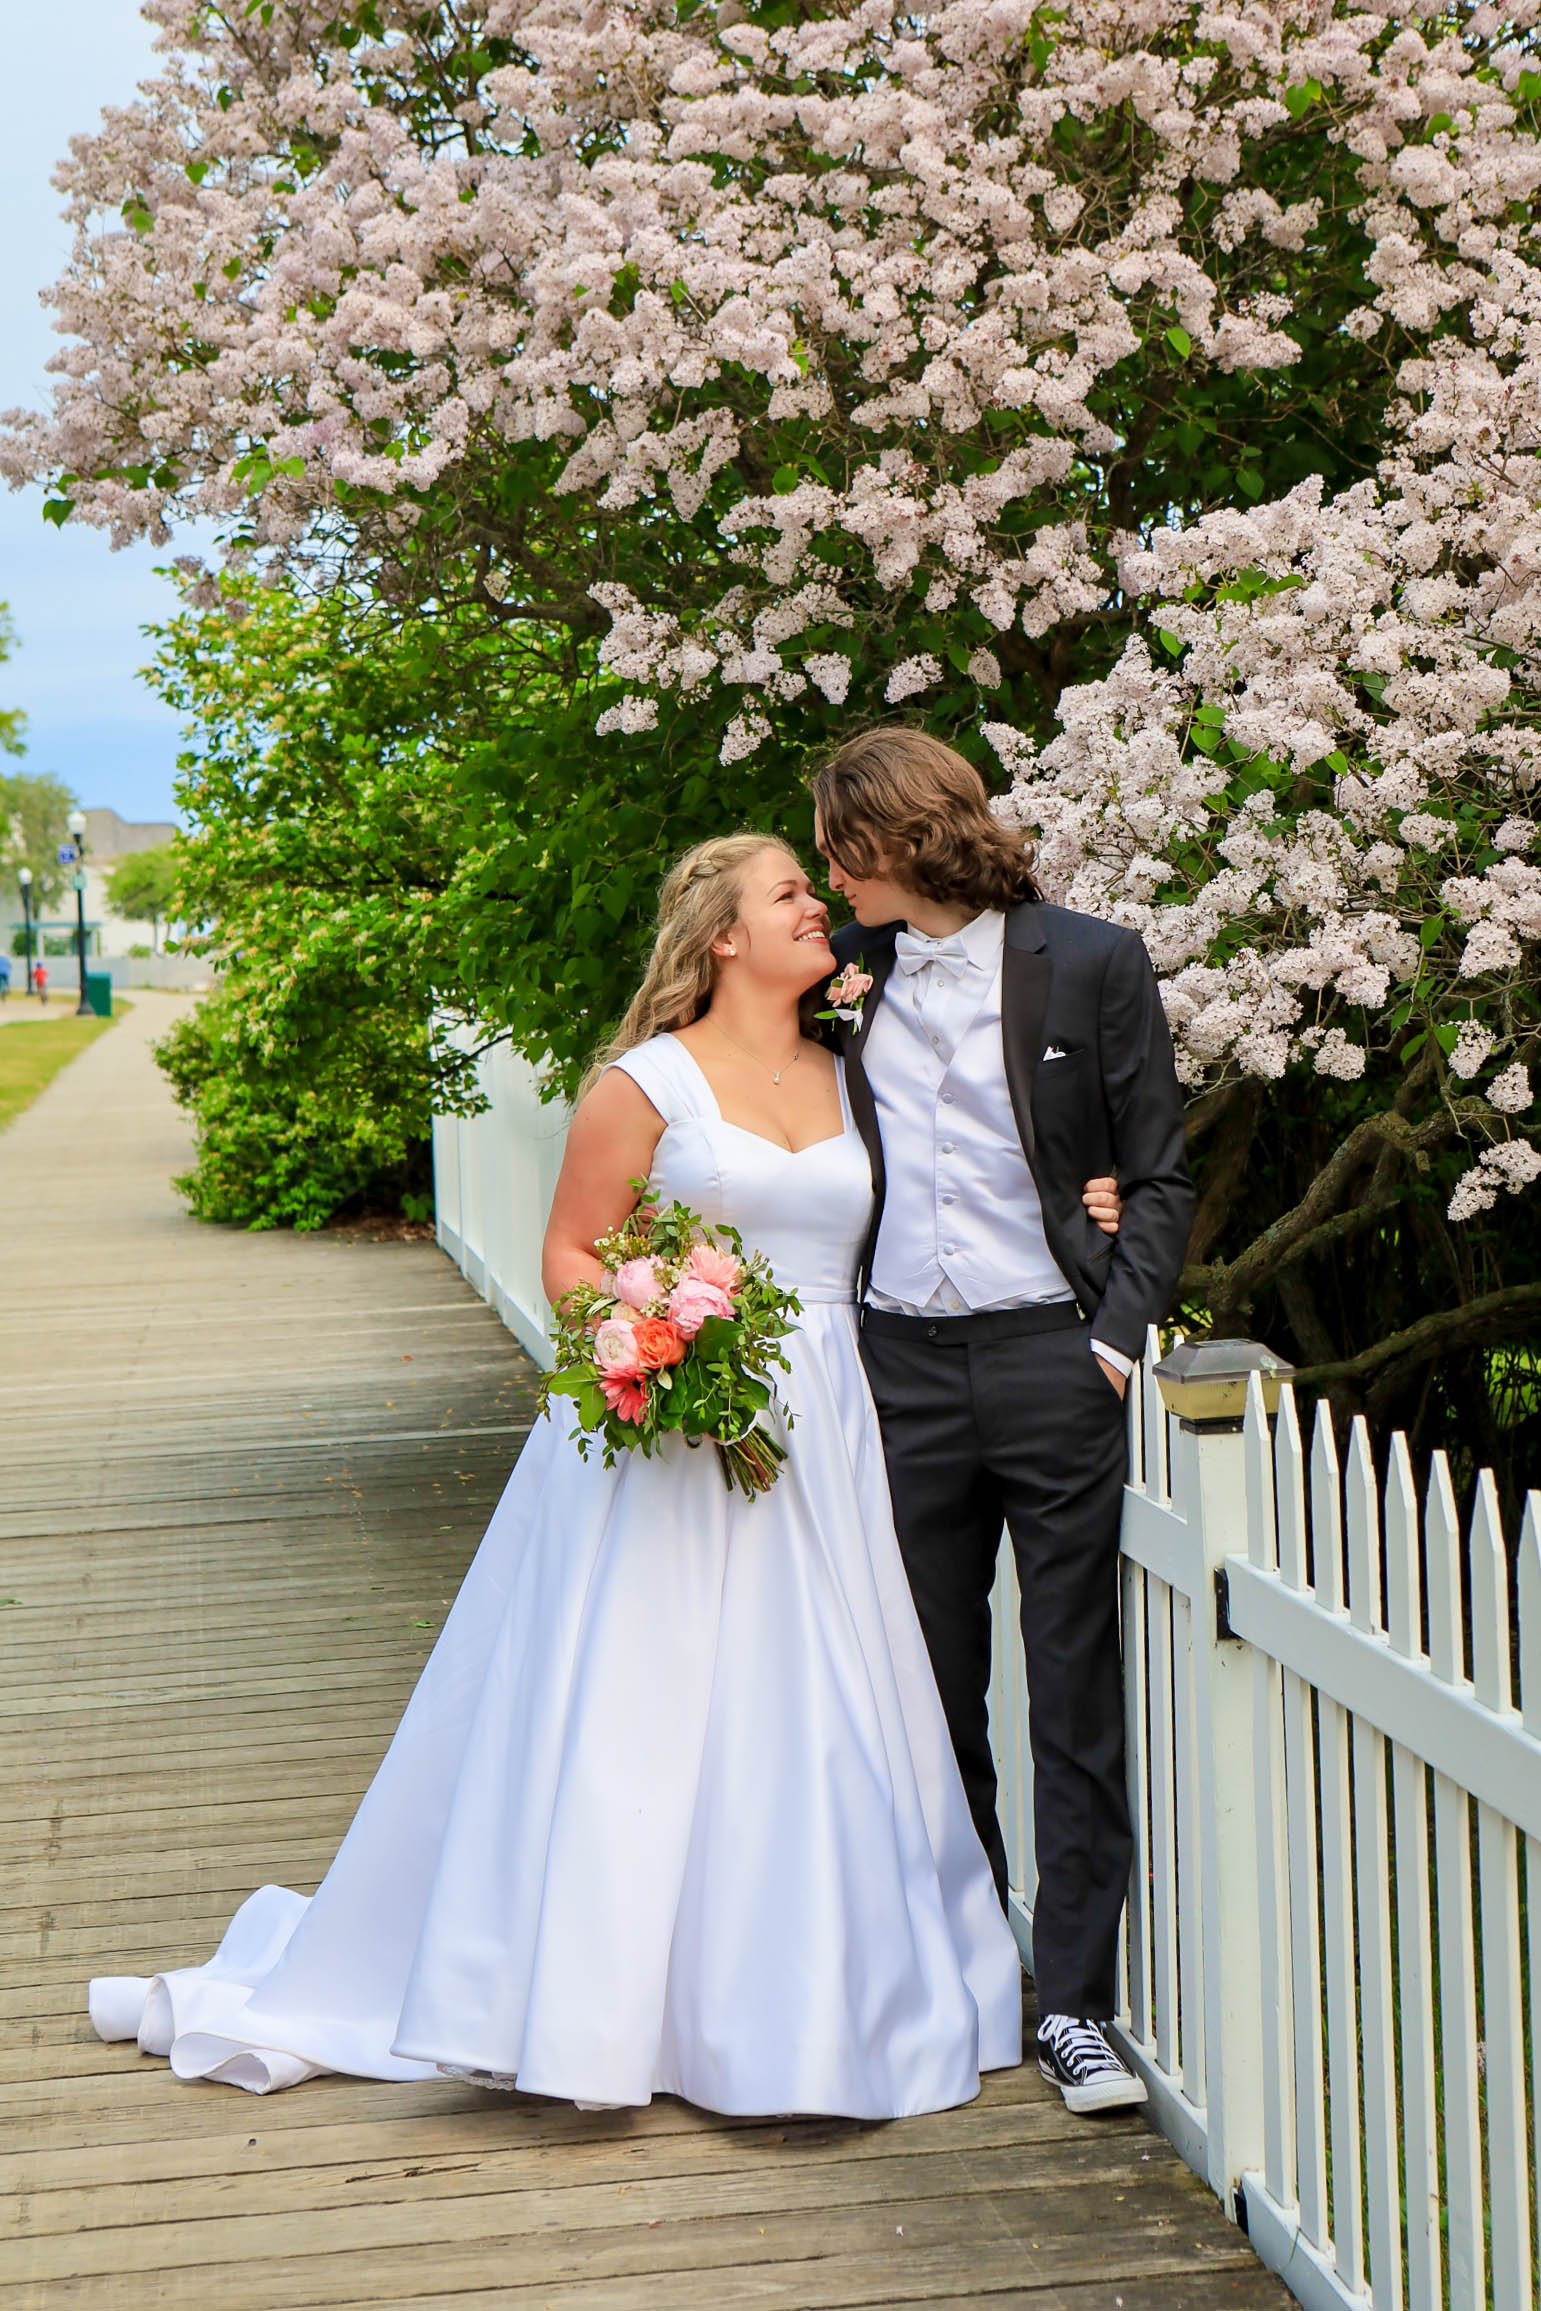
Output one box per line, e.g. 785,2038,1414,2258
1153,1340,1293,2223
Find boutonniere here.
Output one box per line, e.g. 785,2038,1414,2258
817,959,874,1032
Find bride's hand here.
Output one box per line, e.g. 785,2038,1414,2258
1083,1174,1121,1236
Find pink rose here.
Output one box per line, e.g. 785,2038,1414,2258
827,963,872,1006
611,1256,662,1312
686,1240,742,1294
593,1319,643,1380
600,1373,648,1424
667,1277,736,1338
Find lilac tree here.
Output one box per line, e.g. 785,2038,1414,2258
6,0,1538,1460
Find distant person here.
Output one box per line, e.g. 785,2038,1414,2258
33,962,47,1005
0,953,10,1002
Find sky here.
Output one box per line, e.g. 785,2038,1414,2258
0,3,195,828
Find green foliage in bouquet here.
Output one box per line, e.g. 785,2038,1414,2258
542,1194,801,1500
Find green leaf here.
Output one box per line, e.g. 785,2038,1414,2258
1156,629,1184,657
41,498,73,528
1420,913,1446,949
771,466,801,495
1236,468,1264,502
1164,326,1191,360
1283,78,1322,119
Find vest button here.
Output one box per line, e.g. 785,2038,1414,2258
926,1323,939,1340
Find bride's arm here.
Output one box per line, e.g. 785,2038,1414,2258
541,1070,668,1309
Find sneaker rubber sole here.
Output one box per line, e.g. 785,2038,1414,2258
1038,2053,1150,2114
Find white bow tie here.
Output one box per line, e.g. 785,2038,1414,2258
894,930,971,978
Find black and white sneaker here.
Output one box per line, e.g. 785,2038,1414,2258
1036,2015,1148,2114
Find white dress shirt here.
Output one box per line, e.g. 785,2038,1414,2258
862,909,1133,1378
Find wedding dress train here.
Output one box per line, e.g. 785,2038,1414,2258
90,1035,1022,2116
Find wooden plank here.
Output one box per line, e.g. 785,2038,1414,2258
0,2184,1262,2311
1520,1498,1541,2311
1244,1381,1292,2215
1426,1458,1485,2311
1309,1404,1364,2297
1469,1475,1531,2311
1271,1394,1327,2254
1144,1577,1180,2081
1383,1436,1439,2307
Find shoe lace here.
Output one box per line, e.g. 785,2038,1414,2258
1040,2015,1120,2079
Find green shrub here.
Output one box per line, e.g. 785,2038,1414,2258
156,995,433,1231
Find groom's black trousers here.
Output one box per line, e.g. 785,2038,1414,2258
859,1302,1132,2022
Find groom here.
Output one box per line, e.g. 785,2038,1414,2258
811,726,1194,2116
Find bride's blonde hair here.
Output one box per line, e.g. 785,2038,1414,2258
581,832,798,1095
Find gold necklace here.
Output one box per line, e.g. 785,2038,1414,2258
710,1020,804,1087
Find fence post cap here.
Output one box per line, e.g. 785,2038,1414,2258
1153,1339,1294,1430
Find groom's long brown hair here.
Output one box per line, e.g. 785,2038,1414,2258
809,727,1043,914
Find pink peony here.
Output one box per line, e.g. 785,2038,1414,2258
611,1256,662,1311
593,1318,644,1380
686,1240,742,1293
600,1373,648,1424
667,1277,736,1338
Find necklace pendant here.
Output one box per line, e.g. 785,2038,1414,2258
771,1069,782,1085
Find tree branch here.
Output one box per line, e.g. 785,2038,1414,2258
1289,1281,1541,1389
1184,1095,1484,1304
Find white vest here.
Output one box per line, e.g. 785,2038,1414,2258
862,912,1076,1315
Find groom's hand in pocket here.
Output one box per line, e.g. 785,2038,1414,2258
1083,1174,1122,1235
1094,1354,1129,1400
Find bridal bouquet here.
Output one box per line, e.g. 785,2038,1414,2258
542,1193,800,1499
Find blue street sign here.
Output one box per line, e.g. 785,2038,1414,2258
57,844,77,865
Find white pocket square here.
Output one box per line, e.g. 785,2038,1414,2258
1042,1044,1068,1062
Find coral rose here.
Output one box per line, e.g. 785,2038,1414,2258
593,1319,643,1380
632,1316,688,1370
686,1240,742,1293
667,1277,735,1338
600,1374,648,1424
611,1256,662,1312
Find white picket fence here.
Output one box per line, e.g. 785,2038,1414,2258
435,1049,1541,2311
992,1347,1541,2311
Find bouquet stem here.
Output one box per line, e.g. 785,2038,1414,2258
717,1425,787,1499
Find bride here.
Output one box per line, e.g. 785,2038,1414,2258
90,834,1106,2118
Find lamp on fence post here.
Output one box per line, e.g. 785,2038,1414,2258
1147,1335,1294,2223
1153,1339,1294,1434
17,864,34,995
66,809,91,1018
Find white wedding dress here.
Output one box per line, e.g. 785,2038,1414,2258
90,1034,1023,2116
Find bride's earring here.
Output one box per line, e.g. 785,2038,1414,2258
724,944,737,957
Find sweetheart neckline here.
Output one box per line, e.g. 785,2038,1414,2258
661,1033,855,1158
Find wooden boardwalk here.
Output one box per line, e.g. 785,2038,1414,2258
0,998,1285,2311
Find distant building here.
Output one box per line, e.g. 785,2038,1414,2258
8,806,180,964
79,807,181,957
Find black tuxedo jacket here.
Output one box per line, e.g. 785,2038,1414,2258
828,905,1195,1364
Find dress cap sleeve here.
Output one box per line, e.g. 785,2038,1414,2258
606,1036,714,1130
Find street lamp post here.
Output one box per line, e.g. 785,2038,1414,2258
67,809,91,1018
18,865,34,995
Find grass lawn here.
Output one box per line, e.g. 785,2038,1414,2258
0,1013,117,1134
